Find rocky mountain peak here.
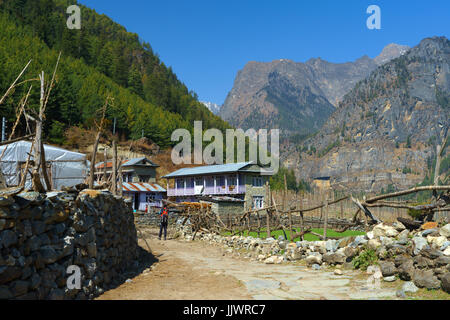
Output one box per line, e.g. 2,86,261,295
374,43,410,65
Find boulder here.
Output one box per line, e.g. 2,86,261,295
413,256,434,269
379,261,397,277
413,269,441,290
393,221,406,231
311,264,321,270
412,237,428,255
440,224,450,238
0,266,22,285
322,252,346,265
398,259,415,281
383,276,396,282
444,247,450,256
441,273,450,293
338,236,355,248
397,229,409,241
368,239,381,250
435,255,450,267
325,239,338,252
344,247,358,259
373,223,399,238
334,269,343,275
0,230,18,248
402,281,419,293
421,228,439,237
366,265,381,275
427,236,447,248
305,254,322,265
420,248,442,260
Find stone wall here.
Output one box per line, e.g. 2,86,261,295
178,222,450,294
134,209,179,226
0,189,140,300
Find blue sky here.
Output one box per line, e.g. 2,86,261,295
78,0,449,105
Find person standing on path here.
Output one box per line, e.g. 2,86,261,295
158,206,169,240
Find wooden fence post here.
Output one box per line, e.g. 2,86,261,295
323,199,329,240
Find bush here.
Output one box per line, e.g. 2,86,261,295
352,249,378,271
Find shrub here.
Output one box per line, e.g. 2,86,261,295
352,249,378,271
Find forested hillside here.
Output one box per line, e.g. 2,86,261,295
0,0,230,147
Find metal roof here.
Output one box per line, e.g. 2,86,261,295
162,162,255,178
95,157,158,169
122,182,166,193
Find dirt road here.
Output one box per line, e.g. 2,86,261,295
97,228,397,300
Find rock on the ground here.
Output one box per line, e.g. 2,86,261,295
383,276,396,282
334,269,343,275
402,281,419,293
412,237,428,255
398,259,415,281
305,254,322,265
311,264,321,270
413,269,441,290
373,223,399,238
440,224,450,238
441,273,450,293
379,261,397,277
368,239,381,250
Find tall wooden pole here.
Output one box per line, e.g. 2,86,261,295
112,140,117,195
323,199,329,240
89,132,100,189
118,157,123,197
103,146,108,183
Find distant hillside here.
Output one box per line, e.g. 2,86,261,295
220,44,409,138
0,0,231,147
289,37,449,192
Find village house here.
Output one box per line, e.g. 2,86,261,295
163,162,273,212
95,157,166,211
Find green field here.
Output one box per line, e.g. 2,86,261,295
223,228,366,242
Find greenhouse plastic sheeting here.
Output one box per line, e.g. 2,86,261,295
0,141,88,190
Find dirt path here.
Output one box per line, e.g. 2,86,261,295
97,228,398,300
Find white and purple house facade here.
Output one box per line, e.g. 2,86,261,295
163,162,273,211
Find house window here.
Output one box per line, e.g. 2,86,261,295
253,196,264,209
253,176,264,187
195,177,203,187
146,193,155,203
218,176,225,188
139,175,151,183
228,176,237,187
176,179,184,189
206,177,214,187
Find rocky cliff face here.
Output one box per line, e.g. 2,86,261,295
220,43,409,137
289,37,449,192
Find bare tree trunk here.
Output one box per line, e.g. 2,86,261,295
31,72,46,193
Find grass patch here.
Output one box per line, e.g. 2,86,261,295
406,288,450,300
222,228,365,242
